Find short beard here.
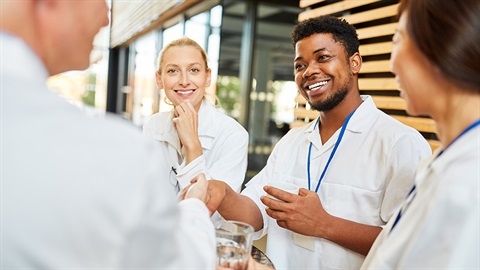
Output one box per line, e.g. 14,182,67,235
309,86,348,111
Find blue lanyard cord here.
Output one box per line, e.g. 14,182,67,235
390,184,416,232
390,119,480,233
307,109,356,192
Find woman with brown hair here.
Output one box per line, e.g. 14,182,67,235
362,0,480,268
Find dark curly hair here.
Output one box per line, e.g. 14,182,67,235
291,15,359,57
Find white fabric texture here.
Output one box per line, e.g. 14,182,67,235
241,96,432,269
1,32,216,269
362,125,480,269
143,98,248,227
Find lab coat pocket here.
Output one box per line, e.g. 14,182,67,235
322,181,382,224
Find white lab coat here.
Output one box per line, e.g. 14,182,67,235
241,96,432,269
143,98,249,227
362,125,480,269
0,32,216,269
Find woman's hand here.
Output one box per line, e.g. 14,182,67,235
173,100,202,164
183,173,208,203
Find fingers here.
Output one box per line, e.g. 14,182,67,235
298,187,311,196
263,185,297,203
184,173,208,202
174,100,196,117
178,183,192,200
276,220,288,229
205,180,227,216
260,194,286,211
264,202,288,220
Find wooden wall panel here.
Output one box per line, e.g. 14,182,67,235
294,0,439,150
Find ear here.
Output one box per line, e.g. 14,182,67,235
349,52,362,75
205,68,212,87
155,71,164,89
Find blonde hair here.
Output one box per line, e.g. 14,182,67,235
157,37,209,73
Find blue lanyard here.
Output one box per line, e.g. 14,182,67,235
390,184,416,232
390,119,480,232
307,110,356,192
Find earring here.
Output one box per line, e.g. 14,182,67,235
164,96,173,106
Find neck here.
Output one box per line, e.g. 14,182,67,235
1,1,52,75
434,92,480,148
195,98,204,112
318,93,363,144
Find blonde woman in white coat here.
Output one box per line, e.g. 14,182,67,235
143,37,249,227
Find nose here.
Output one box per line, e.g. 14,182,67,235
179,72,190,86
302,64,318,79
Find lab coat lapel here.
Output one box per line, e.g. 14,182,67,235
306,117,337,160
150,112,183,158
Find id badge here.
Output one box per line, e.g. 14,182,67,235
293,232,315,251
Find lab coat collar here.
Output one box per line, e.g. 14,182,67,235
1,32,49,84
420,125,478,182
346,95,378,134
158,114,181,151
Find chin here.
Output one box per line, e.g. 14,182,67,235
405,106,420,117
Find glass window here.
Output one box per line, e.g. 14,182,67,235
185,12,209,48
216,1,246,121
131,31,159,126
163,23,184,46
217,1,302,178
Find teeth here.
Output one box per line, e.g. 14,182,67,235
176,90,194,95
308,81,327,90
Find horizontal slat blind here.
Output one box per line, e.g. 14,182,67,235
110,0,201,48
294,0,439,150
298,0,380,21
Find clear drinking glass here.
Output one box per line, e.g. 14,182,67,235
216,220,254,270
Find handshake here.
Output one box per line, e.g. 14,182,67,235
179,173,209,203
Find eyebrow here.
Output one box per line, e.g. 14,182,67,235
294,47,326,62
165,62,202,67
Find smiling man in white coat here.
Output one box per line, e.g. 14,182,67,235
0,0,215,268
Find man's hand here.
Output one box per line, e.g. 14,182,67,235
262,186,383,255
261,187,332,238
205,180,229,216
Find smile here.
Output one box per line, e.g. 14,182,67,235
306,80,328,91
174,89,195,96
